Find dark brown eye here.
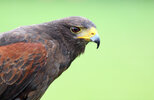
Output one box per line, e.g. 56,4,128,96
70,27,81,33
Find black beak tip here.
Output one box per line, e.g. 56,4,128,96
97,42,100,49
96,40,100,49
93,39,100,49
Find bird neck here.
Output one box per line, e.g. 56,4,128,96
62,38,86,61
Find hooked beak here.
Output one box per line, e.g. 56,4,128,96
77,27,100,49
90,34,100,49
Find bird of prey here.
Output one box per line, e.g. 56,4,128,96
0,16,100,100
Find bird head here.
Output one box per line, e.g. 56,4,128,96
70,26,100,49
53,16,100,49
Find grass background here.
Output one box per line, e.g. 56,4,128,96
0,0,154,100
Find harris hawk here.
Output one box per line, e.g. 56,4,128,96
0,16,100,100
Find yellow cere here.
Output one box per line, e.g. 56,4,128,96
77,27,98,41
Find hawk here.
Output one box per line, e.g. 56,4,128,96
0,16,100,100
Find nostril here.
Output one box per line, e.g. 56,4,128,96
91,33,95,35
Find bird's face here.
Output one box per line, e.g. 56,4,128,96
60,16,100,49
70,26,100,49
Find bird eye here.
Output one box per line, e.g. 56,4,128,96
70,27,81,33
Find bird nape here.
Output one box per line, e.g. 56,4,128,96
0,16,100,100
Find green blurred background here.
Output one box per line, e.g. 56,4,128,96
0,0,154,100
